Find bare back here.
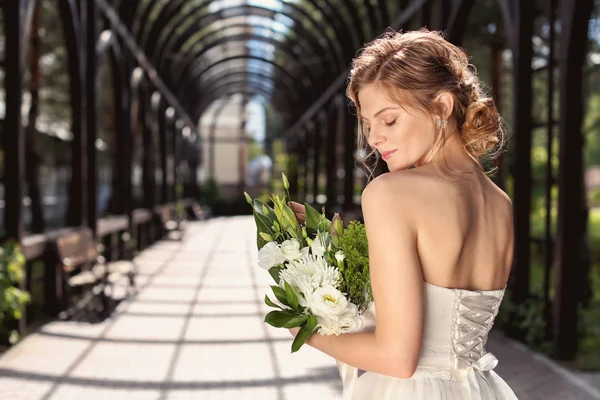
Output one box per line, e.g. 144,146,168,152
379,166,514,291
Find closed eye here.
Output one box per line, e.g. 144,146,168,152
385,119,397,127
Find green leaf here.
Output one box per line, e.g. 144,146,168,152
284,281,299,310
254,199,275,218
291,315,318,353
264,295,282,309
281,203,303,237
268,266,281,283
304,202,324,236
264,310,308,328
254,212,274,249
271,285,289,306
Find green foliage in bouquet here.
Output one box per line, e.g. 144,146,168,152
245,173,373,353
0,241,31,345
245,173,331,352
263,281,318,352
337,221,373,311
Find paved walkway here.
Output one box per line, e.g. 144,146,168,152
0,216,598,399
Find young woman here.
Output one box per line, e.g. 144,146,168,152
290,29,518,399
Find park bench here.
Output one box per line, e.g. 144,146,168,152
45,227,136,321
185,199,210,220
156,204,187,240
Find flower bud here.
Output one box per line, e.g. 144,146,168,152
244,192,253,205
330,213,343,246
282,173,290,190
259,232,274,242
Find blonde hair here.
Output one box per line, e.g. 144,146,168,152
347,28,506,179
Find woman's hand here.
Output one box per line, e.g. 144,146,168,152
288,201,306,225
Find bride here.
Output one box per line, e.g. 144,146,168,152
289,29,519,399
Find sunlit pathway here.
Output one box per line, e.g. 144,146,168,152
0,216,598,399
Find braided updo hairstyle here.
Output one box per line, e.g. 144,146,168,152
347,29,506,178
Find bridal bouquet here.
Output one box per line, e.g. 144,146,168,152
244,173,373,352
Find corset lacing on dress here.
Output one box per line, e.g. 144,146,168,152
412,288,504,400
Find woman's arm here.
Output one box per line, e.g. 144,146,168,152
290,174,425,379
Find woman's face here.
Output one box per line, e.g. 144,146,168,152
358,83,437,172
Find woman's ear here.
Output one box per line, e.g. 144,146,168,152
435,92,454,120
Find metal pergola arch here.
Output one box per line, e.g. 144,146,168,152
196,81,291,117
150,4,344,74
175,34,323,94
121,0,401,118
197,63,301,100
184,54,306,119
135,0,358,65
157,5,353,75
166,20,337,83
196,70,298,105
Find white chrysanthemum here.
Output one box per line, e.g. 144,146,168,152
257,242,285,270
317,305,363,335
279,253,340,306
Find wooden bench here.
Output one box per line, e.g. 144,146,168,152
45,227,136,321
185,199,210,220
156,205,187,240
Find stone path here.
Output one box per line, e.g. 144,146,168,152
0,216,598,399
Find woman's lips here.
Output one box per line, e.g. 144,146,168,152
381,150,397,161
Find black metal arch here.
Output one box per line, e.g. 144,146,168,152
134,0,369,52
184,54,308,112
196,81,290,117
198,70,300,104
156,4,356,75
172,35,323,100
166,22,333,84
166,20,336,82
96,29,127,102
119,0,400,129
446,0,512,45
149,4,344,74
198,75,276,107
197,78,290,111
197,63,301,102
135,0,362,70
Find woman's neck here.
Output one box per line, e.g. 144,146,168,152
429,132,478,173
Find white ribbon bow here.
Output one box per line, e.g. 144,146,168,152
336,352,498,400
458,352,499,400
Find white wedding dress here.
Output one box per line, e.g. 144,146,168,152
336,282,519,399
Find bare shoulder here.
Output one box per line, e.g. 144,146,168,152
363,167,447,196
361,169,435,212
484,174,513,214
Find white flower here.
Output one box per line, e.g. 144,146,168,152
301,246,310,259
309,288,362,335
257,242,285,269
308,286,349,319
311,232,329,257
334,251,345,263
279,253,340,306
280,239,304,261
